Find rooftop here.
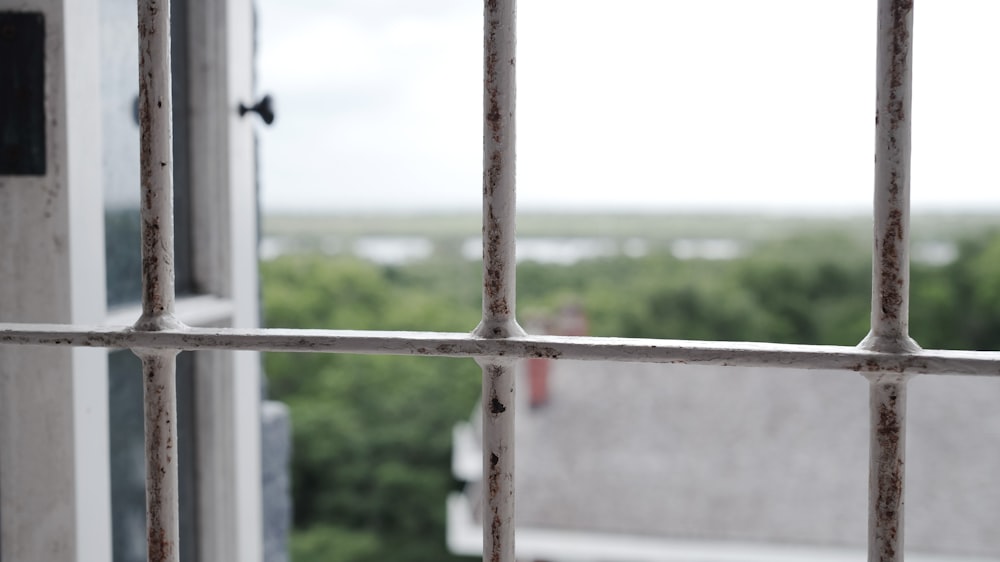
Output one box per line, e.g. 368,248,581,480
451,360,1000,560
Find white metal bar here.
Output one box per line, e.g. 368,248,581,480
5,323,1000,376
862,2,915,562
869,377,907,562
136,0,179,329
141,351,181,562
860,0,917,356
136,0,182,560
480,361,516,562
476,0,519,340
475,1,520,561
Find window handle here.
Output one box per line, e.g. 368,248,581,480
239,94,275,125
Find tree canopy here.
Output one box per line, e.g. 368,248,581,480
262,228,1000,562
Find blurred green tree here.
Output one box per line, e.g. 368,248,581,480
262,230,1000,562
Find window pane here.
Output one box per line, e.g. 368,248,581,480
101,0,193,307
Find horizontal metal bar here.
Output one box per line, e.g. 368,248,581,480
2,322,1000,376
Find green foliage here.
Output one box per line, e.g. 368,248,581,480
910,231,1000,350
262,229,1000,562
290,525,380,562
263,256,480,562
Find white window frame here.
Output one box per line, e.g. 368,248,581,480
0,1,989,562
0,0,262,561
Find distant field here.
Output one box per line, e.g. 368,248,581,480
263,212,1000,243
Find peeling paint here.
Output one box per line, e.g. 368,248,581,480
482,361,515,562
139,350,180,562
489,396,506,414
135,1,181,560
865,0,916,359
866,6,914,558
869,380,907,562
2,323,999,376
478,7,519,560
477,0,517,343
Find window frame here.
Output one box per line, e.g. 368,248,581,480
0,0,262,560
0,0,110,559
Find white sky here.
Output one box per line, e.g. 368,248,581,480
256,1,1000,214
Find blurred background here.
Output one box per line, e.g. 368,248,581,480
253,2,1000,561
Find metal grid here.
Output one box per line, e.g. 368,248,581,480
0,0,972,561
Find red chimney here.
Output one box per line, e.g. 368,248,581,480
528,357,550,409
528,303,588,409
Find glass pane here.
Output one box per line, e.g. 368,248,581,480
101,0,193,308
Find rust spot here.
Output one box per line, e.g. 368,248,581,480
888,0,912,94
490,514,502,561
489,465,500,497
529,346,562,359
490,396,506,414
436,343,456,354
485,150,502,197
483,0,511,180
484,17,503,144
872,383,904,558
878,208,905,321
483,208,510,318
144,359,176,562
480,3,515,324
490,453,499,467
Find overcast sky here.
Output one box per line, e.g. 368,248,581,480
256,1,1000,214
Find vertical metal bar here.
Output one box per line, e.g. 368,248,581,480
474,1,520,561
136,0,177,326
136,0,182,561
859,2,915,562
141,350,180,562
478,361,516,562
860,0,917,355
869,377,907,562
478,0,517,336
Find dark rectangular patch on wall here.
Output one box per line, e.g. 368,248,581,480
0,12,45,175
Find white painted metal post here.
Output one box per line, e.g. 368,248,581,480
868,374,907,562
136,0,182,560
474,1,521,561
859,1,916,561
860,0,917,356
140,350,181,562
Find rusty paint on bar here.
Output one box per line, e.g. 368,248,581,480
141,350,181,562
8,323,1000,377
475,1,519,561
135,0,181,561
868,378,907,562
136,0,178,330
481,361,515,562
475,0,520,340
861,2,915,561
860,0,916,355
